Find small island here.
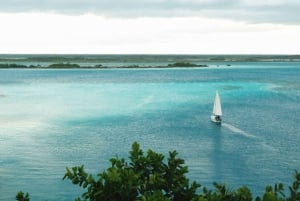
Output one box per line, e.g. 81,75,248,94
167,62,208,67
0,62,209,69
47,63,81,68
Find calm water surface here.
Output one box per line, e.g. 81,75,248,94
0,63,300,200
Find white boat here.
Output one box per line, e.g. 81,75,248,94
211,91,222,123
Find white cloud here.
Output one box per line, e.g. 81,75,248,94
0,0,300,24
0,13,300,54
241,0,300,6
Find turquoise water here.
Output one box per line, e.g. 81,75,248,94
0,63,300,200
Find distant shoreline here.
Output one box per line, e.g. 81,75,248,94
0,54,300,69
0,62,210,69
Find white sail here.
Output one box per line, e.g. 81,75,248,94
212,91,222,116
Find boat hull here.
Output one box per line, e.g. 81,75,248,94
211,115,222,124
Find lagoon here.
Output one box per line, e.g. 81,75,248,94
0,62,300,200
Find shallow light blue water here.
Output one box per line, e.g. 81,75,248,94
0,63,300,200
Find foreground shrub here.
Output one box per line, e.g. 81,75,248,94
63,142,199,201
16,142,300,201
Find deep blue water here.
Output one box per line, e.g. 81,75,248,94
0,63,300,200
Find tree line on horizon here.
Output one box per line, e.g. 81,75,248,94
0,62,209,69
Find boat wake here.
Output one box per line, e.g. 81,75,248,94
222,123,257,139
136,95,153,108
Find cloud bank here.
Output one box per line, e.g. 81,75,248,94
1,0,300,24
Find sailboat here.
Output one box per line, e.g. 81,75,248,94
211,90,222,123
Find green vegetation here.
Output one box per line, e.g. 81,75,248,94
167,62,208,67
16,192,30,201
62,142,199,201
0,63,101,69
0,63,27,68
15,142,300,201
47,63,81,68
0,62,209,69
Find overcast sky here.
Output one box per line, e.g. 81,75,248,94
0,0,300,54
